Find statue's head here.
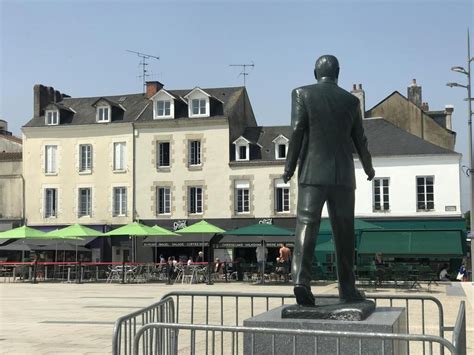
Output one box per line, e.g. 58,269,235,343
314,55,340,82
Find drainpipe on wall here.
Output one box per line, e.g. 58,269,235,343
132,123,137,262
22,175,26,225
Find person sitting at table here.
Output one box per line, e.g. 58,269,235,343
438,263,451,281
187,257,193,266
214,258,223,273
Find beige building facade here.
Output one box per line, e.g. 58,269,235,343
22,124,133,226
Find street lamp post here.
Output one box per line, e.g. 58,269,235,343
447,29,474,280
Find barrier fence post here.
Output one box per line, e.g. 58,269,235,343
32,258,38,284
122,260,126,284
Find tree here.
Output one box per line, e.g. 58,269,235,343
464,210,471,231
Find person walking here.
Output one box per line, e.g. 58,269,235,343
256,241,268,284
279,243,291,282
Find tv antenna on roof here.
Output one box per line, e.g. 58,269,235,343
126,50,160,93
229,62,255,86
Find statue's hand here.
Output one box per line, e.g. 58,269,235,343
282,171,293,184
367,168,375,181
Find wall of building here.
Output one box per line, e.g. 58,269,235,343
366,93,455,150
0,159,23,219
22,124,133,225
0,137,22,153
353,154,462,218
135,119,234,220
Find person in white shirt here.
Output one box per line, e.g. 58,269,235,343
438,263,451,281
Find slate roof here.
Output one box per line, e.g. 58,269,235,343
231,118,458,164
24,86,245,127
0,134,22,144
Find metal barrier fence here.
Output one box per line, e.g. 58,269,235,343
113,296,175,355
113,291,466,355
133,322,460,355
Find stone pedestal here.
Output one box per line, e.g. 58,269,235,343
243,306,407,355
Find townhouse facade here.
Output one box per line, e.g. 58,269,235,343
21,80,465,262
0,120,23,232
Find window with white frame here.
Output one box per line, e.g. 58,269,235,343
156,100,171,117
78,188,92,217
274,179,290,213
192,99,206,116
188,187,203,214
45,145,58,174
113,187,127,216
188,140,201,166
273,135,289,160
97,106,110,122
277,144,287,159
373,178,389,211
157,142,170,168
113,142,126,171
234,180,250,213
44,188,58,218
45,110,59,125
156,187,171,215
417,176,434,211
79,144,92,172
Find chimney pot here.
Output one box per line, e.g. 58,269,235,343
352,84,357,91
146,81,164,98
358,84,362,89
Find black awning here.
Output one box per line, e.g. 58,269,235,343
143,233,221,247
216,235,295,248
0,239,91,252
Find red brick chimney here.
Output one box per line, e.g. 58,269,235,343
146,81,164,98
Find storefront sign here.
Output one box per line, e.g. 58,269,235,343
258,218,273,225
173,220,187,231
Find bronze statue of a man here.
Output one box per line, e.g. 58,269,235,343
283,55,375,306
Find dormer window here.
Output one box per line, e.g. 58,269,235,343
46,110,59,125
151,90,175,119
97,106,110,123
233,136,250,161
277,144,286,159
192,99,206,115
272,135,289,160
157,100,171,117
184,88,211,118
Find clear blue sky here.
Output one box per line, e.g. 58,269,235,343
1,0,473,211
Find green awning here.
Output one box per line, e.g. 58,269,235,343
358,230,464,256
313,234,335,252
224,223,293,236
318,218,381,234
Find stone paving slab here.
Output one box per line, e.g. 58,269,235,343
0,281,472,354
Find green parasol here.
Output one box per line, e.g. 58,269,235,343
0,225,47,239
47,223,104,238
105,222,174,262
176,220,225,234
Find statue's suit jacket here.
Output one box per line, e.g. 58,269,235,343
284,79,373,188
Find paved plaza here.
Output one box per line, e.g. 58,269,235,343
0,281,472,354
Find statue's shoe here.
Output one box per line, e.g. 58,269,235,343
341,288,366,302
294,285,315,306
